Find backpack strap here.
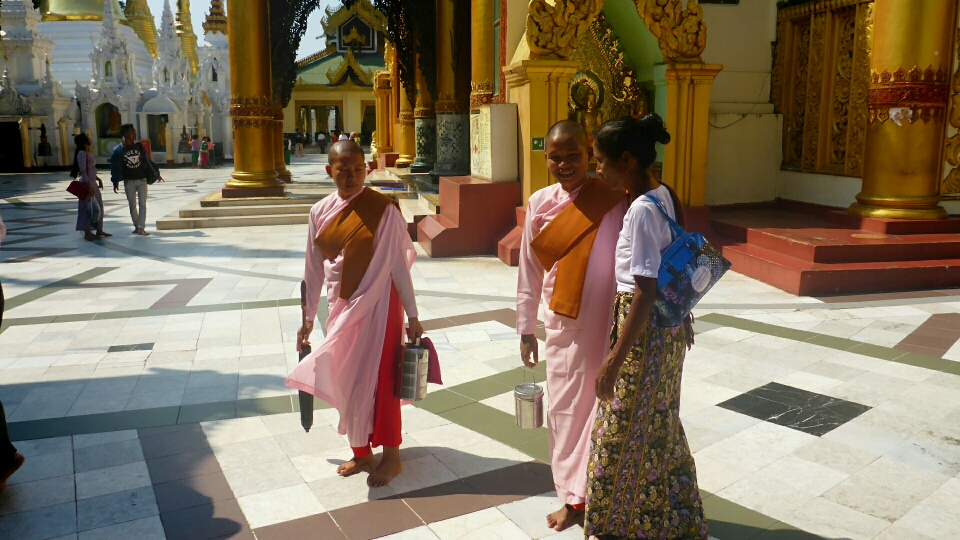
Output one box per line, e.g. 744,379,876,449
644,194,686,241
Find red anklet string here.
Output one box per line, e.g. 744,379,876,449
352,445,372,459
566,503,585,512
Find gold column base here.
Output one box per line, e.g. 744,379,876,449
848,201,947,220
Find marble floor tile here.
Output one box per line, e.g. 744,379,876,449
824,457,949,522
76,486,159,532
201,416,272,447
695,422,817,475
786,497,890,540
411,422,492,452
75,461,152,500
236,483,325,529
221,457,303,498
0,501,78,540
13,437,72,458
753,454,850,496
273,424,347,458
210,436,286,471
496,492,571,540
0,474,76,517
6,450,74,485
307,472,396,511
375,525,442,540
433,439,532,479
76,516,166,540
73,439,144,473
719,472,817,523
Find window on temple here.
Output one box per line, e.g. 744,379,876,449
212,67,218,82
105,61,113,78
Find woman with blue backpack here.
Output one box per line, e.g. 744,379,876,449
584,114,726,540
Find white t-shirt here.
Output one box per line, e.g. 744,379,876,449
615,184,676,293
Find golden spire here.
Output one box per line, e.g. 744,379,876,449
124,0,159,58
202,0,228,36
175,0,200,74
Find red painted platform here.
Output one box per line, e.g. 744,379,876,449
418,177,521,258
711,201,960,296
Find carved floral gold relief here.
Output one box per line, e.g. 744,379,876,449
639,0,707,62
568,13,649,138
775,0,874,177
867,66,949,124
844,2,873,176
526,0,603,59
829,12,857,171
943,26,960,196
802,13,826,171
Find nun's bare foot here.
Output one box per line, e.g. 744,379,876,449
367,446,401,487
337,454,375,477
547,504,584,532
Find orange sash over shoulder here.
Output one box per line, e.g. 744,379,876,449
315,188,398,300
530,178,625,319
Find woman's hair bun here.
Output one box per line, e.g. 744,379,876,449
637,113,671,145
74,133,89,147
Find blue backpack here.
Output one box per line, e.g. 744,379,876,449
645,195,732,328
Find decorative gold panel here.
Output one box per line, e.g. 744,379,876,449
568,14,649,132
943,25,960,196
772,0,873,177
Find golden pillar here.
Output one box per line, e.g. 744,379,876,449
850,0,956,219
470,0,494,111
655,64,722,207
504,61,578,202
374,71,395,155
19,120,33,170
275,107,292,183
224,0,283,197
411,63,437,173
395,83,416,167
434,0,469,175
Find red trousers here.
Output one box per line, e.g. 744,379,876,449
352,285,403,458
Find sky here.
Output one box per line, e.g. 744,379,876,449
144,0,339,60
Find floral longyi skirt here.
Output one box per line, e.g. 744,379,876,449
584,292,708,539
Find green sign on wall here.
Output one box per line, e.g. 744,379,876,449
532,137,545,151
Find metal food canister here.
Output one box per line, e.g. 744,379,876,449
397,343,429,401
514,369,544,429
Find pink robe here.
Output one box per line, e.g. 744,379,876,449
286,190,418,447
517,182,627,506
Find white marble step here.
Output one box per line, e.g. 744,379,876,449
180,203,315,218
156,213,309,230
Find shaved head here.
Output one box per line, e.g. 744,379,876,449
328,139,364,161
547,120,588,148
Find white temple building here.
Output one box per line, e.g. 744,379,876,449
0,0,232,171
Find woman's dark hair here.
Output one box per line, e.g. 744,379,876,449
593,113,686,227
70,133,90,179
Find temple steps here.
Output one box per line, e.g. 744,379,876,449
709,201,960,297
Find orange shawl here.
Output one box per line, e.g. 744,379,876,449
315,188,398,300
530,178,625,319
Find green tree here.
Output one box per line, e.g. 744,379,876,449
270,0,324,109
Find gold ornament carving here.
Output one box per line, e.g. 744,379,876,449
435,93,464,114
639,0,707,62
398,110,415,125
569,13,649,131
776,0,874,176
778,0,872,21
326,49,375,87
771,20,789,113
828,11,857,171
470,80,494,110
943,27,960,195
230,95,274,130
867,66,949,124
321,0,387,36
803,13,827,171
374,71,393,91
783,22,811,169
526,0,603,60
844,2,872,176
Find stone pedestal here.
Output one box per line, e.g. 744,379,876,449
411,116,436,173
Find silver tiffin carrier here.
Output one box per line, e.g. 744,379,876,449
514,369,544,429
397,342,429,401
